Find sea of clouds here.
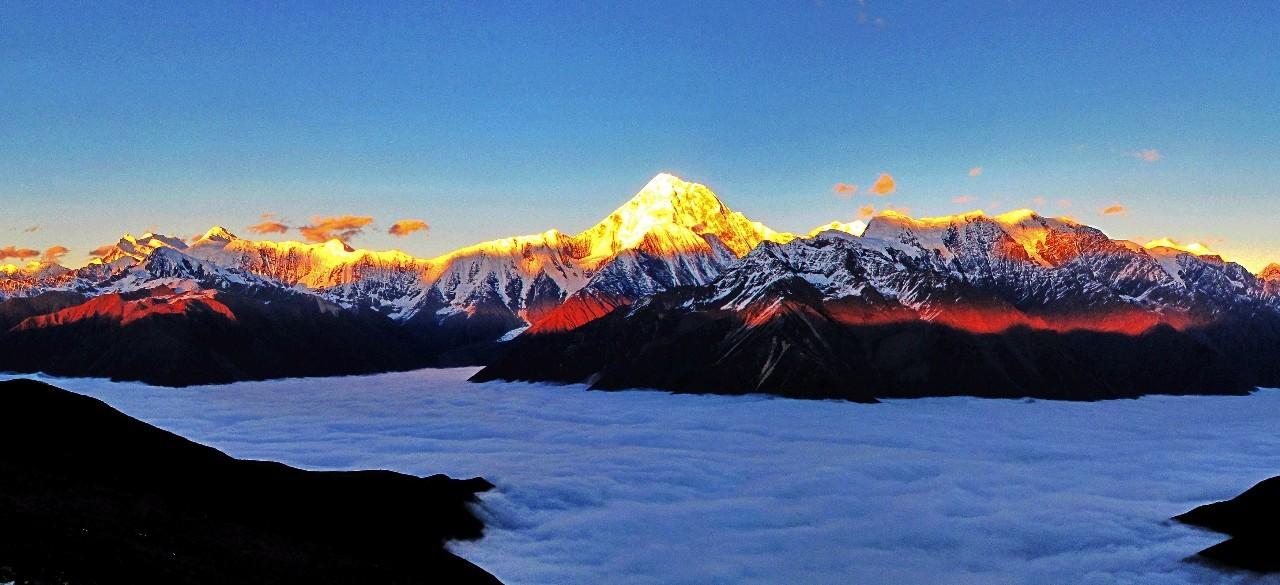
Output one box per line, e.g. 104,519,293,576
7,368,1280,585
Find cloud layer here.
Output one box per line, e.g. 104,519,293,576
11,369,1276,585
298,215,374,243
832,183,859,198
41,245,70,263
388,219,430,237
249,220,290,235
1135,149,1162,162
0,245,39,261
869,173,896,195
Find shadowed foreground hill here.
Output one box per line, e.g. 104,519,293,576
1176,476,1280,574
0,378,502,585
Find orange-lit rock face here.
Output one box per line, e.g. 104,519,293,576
12,287,235,330
528,292,630,334
822,297,1194,336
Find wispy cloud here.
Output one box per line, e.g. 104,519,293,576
952,195,975,205
298,215,374,243
832,183,859,198
0,245,40,261
1102,204,1127,216
857,205,875,219
388,219,430,237
249,221,291,235
868,173,896,196
855,0,887,27
41,245,70,263
22,226,40,233
968,166,983,177
1134,149,1161,162
89,245,115,258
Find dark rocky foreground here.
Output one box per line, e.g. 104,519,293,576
1175,476,1280,573
0,378,503,585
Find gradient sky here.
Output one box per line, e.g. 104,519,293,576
2,1,1278,269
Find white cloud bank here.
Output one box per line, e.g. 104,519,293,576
6,369,1280,585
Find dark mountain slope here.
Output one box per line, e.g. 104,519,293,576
1176,476,1280,573
474,287,1256,401
0,288,435,386
0,378,501,585
476,225,1280,401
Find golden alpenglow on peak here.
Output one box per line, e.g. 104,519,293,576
572,173,791,266
1143,238,1215,256
806,220,868,238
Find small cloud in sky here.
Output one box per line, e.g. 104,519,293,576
855,1,886,27
869,173,896,196
89,245,115,258
260,212,278,220
968,167,983,177
249,220,291,235
832,183,859,198
298,215,373,243
41,245,70,263
389,219,430,237
1102,204,1127,216
1057,199,1073,209
952,195,975,205
1032,196,1047,207
22,226,40,233
1134,149,1161,162
857,205,875,219
0,245,40,261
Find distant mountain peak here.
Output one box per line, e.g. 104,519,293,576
1143,237,1214,257
573,173,789,264
1259,263,1280,281
807,220,868,238
198,226,238,243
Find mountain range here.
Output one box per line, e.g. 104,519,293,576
4,173,1280,397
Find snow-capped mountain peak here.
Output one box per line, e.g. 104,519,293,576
572,173,792,266
196,226,238,244
807,220,868,238
94,231,189,265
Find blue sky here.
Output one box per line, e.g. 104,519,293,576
2,1,1278,268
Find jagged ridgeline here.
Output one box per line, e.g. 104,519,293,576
4,173,1280,396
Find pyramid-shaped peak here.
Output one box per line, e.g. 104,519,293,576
199,226,238,242
630,172,726,212
571,173,786,264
